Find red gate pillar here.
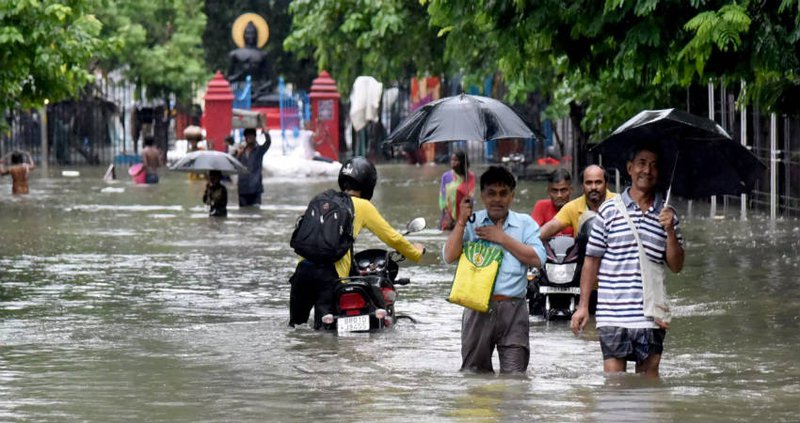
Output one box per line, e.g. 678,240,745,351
309,71,341,161
202,71,233,152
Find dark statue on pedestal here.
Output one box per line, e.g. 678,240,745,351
227,14,278,107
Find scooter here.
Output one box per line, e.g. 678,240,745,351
323,217,426,334
528,212,597,320
501,153,527,178
528,236,582,320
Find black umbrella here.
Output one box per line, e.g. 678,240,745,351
170,150,249,175
385,93,537,147
385,94,539,222
593,108,766,202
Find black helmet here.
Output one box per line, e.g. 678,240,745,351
338,156,377,200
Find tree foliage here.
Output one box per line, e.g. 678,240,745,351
0,0,112,112
95,0,208,103
284,0,446,96
426,0,800,141
285,0,799,141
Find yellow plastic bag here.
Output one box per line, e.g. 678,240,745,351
447,241,504,313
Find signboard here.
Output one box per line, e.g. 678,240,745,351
318,100,334,121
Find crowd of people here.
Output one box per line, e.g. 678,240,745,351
126,126,270,217
5,133,683,378
438,148,683,376
285,146,684,379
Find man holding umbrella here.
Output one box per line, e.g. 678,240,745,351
571,141,684,378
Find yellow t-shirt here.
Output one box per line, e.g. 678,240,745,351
554,190,617,234
334,196,423,278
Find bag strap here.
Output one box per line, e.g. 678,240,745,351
345,193,355,269
612,196,648,262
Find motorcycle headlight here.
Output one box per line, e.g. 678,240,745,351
545,263,577,284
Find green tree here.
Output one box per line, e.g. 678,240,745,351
676,1,800,113
95,0,208,103
426,0,800,167
0,0,112,113
427,0,800,137
92,0,209,151
283,0,799,157
284,0,446,96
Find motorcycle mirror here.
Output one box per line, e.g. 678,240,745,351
405,217,426,234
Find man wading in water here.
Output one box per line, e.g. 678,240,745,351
571,141,684,377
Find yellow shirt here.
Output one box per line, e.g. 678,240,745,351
334,196,423,278
554,190,617,234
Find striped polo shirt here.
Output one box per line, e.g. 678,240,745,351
586,188,684,329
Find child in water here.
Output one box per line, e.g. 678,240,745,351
202,170,228,217
0,150,36,194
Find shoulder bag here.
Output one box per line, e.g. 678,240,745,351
447,241,504,313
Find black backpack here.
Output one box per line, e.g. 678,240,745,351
290,189,355,263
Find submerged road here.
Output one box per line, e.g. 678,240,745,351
0,163,798,422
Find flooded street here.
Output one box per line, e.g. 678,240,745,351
1,164,798,422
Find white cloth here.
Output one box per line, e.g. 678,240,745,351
349,76,383,132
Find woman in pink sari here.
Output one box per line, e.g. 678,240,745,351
439,150,475,230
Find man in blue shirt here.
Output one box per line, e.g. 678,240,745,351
444,166,546,374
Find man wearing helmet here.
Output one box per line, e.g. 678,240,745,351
289,156,426,329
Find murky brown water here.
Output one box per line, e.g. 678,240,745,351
1,163,798,422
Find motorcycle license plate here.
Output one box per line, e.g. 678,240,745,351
539,286,581,295
337,315,370,334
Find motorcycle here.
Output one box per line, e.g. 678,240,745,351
528,212,597,320
323,217,426,334
501,153,527,178
528,236,582,320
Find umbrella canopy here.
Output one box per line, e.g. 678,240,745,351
385,94,538,146
593,108,767,199
169,150,248,175
385,94,538,223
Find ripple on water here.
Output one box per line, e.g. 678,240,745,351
66,204,185,212
2,168,799,422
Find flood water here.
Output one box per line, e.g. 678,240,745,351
1,163,798,422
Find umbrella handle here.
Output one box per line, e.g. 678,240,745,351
664,151,678,208
465,168,476,224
